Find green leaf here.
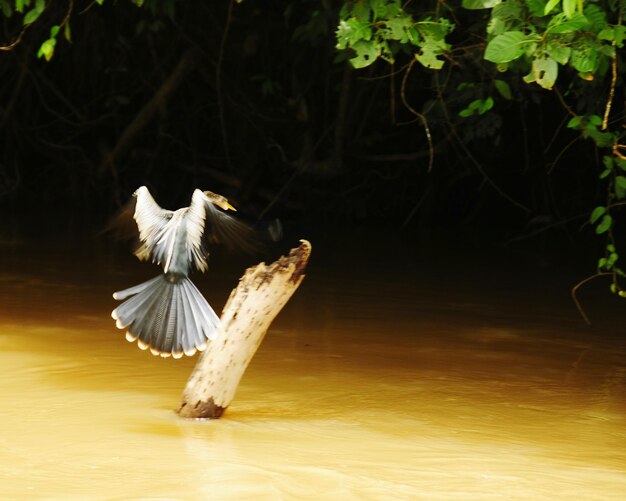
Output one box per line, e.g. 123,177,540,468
532,55,558,89
615,158,626,172
496,63,509,72
457,82,475,91
415,42,446,69
487,2,523,36
546,42,571,65
563,0,576,18
588,115,602,126
459,98,494,117
386,16,411,42
462,0,502,9
600,168,612,179
479,96,494,113
494,79,512,100
37,37,56,61
603,155,614,171
50,24,59,37
485,31,529,63
23,9,39,25
349,40,379,68
0,0,12,17
584,4,608,30
571,47,598,73
416,19,454,42
544,0,560,15
370,0,400,20
586,129,615,148
596,214,612,234
615,176,626,199
336,18,373,49
487,17,506,37
547,13,590,34
567,116,582,129
370,0,389,20
598,26,626,48
522,69,535,84
525,0,545,17
407,26,419,45
590,206,606,224
413,24,451,70
598,257,608,269
63,22,71,42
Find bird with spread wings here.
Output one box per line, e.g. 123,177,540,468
111,186,257,358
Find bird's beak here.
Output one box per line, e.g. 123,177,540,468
224,201,237,211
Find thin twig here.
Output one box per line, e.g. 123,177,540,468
613,143,626,160
356,60,412,81
400,59,434,172
607,200,626,210
548,135,581,174
571,272,612,325
390,63,396,124
61,0,74,28
543,112,571,155
553,86,576,117
432,73,531,214
0,25,29,51
602,11,621,131
400,187,430,228
503,214,585,244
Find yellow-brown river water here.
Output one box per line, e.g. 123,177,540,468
1,233,625,500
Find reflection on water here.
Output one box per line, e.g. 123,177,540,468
1,235,626,500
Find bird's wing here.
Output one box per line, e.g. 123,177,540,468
100,195,139,241
187,190,260,271
133,186,174,263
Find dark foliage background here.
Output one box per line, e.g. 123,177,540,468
0,0,616,249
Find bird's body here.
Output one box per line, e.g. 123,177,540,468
112,186,254,358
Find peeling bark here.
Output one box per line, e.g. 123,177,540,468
178,240,311,419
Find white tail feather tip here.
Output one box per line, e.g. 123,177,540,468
125,331,138,342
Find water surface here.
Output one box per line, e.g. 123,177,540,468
1,235,625,500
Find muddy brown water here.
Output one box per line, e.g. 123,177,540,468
1,232,625,500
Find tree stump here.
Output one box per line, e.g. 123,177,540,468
177,240,311,419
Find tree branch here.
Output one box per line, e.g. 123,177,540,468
178,240,311,419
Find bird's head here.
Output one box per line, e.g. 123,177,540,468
203,190,237,211
133,186,148,198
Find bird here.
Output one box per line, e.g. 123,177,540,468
111,185,258,358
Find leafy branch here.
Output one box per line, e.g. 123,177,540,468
335,0,626,319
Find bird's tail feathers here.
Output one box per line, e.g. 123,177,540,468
111,274,220,358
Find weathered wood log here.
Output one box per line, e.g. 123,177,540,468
177,240,311,419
